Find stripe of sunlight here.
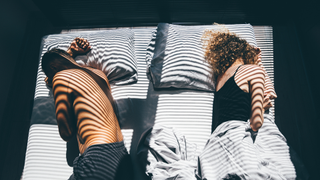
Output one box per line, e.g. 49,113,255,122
153,92,214,156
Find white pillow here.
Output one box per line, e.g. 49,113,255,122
43,28,137,85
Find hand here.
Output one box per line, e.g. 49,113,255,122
263,93,273,110
253,47,261,54
253,47,262,62
67,37,91,57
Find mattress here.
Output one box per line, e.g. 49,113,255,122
21,25,275,180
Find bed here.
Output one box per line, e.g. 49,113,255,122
21,24,278,180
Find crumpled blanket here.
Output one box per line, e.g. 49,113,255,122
138,125,198,180
197,114,296,180
138,114,298,180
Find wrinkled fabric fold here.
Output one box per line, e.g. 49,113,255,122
140,114,297,180
141,125,198,180
197,114,296,180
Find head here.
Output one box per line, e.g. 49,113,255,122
202,29,258,77
41,49,79,85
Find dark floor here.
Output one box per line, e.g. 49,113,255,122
0,0,319,179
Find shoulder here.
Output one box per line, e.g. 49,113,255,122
53,70,71,84
54,69,90,81
52,69,85,90
240,64,264,71
235,65,265,82
54,69,86,77
238,65,265,76
54,69,74,78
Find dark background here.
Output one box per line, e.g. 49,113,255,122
0,0,319,179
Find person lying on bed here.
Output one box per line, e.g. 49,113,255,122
196,29,297,179
41,38,129,180
200,28,276,133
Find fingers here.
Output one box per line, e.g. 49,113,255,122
44,77,53,87
70,40,77,48
81,41,90,52
269,92,277,100
263,94,270,104
75,37,81,47
253,46,261,53
76,38,84,48
83,42,89,49
80,38,85,48
75,38,90,50
264,92,276,100
70,37,92,56
263,94,273,110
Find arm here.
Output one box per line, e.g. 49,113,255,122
249,66,265,131
44,38,91,87
52,74,77,141
254,47,277,99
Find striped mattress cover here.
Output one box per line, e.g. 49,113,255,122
21,25,276,180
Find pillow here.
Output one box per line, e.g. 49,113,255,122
43,28,137,85
146,23,257,92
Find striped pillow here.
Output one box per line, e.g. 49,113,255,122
43,28,137,85
146,23,257,92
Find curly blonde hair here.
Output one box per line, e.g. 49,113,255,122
202,28,258,78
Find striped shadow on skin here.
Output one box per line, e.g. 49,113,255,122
52,68,123,154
